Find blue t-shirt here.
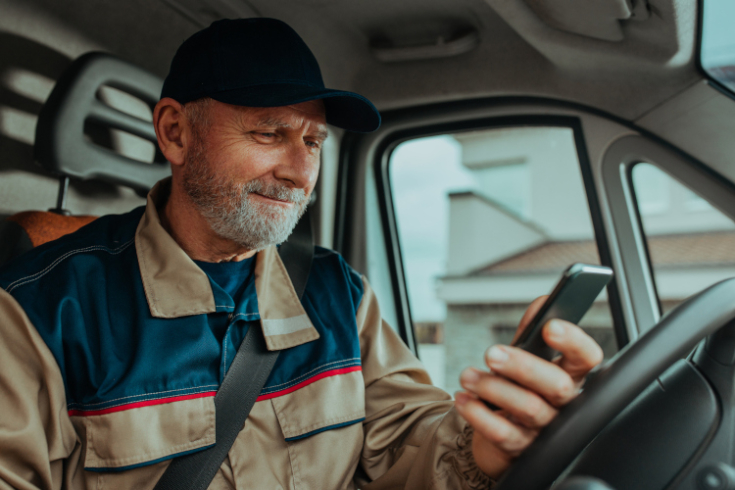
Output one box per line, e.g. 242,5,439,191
195,256,258,378
194,256,256,305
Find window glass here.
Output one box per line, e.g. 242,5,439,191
632,163,735,315
389,127,615,394
700,0,735,94
474,161,530,219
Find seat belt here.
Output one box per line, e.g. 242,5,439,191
153,210,314,490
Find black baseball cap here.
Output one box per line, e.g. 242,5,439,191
161,18,381,133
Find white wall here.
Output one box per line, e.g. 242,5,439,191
438,270,564,304
446,192,546,275
654,267,735,301
455,127,596,242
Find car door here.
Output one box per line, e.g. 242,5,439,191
333,99,638,393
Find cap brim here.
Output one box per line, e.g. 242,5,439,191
209,83,381,133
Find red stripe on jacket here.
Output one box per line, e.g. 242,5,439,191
67,391,217,417
256,366,362,401
68,366,362,416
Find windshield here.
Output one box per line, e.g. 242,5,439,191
700,0,735,93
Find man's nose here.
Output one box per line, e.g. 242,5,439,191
274,142,319,190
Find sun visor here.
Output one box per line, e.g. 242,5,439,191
522,0,649,42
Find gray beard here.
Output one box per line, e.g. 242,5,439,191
182,142,309,251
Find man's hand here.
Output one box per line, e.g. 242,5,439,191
453,296,604,479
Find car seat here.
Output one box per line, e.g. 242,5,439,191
0,52,170,266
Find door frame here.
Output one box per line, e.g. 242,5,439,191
334,97,634,354
601,135,735,338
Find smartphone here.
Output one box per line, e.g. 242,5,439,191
481,263,612,410
511,263,614,361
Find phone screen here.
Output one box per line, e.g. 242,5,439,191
512,263,613,361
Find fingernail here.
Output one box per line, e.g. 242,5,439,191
455,392,469,406
460,368,480,388
486,346,509,366
548,320,565,340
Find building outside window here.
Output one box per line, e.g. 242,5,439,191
391,126,735,395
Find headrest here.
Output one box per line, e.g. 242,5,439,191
0,211,98,267
6,211,97,247
34,52,170,192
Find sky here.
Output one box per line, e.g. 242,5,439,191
390,135,474,322
701,0,735,67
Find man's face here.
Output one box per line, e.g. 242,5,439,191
182,99,327,251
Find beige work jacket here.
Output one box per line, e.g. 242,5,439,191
0,183,491,489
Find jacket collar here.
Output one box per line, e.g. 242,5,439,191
135,179,319,351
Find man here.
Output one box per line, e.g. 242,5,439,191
0,18,602,489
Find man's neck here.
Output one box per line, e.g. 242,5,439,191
158,182,256,263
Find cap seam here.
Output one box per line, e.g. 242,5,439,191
208,24,218,94
216,79,321,90
179,83,344,105
298,42,309,81
211,85,371,100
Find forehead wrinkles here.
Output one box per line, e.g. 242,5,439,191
256,115,297,129
245,100,324,125
252,111,328,139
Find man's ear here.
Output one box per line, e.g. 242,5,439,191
153,97,189,168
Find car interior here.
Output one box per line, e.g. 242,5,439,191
2,0,735,489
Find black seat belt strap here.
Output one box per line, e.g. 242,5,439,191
153,210,314,490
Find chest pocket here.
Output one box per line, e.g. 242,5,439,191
72,394,216,471
269,366,365,441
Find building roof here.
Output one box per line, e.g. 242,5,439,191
473,231,735,276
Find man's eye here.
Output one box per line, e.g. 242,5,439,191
258,132,277,138
305,140,320,149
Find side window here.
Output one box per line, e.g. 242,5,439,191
631,163,735,316
389,126,616,393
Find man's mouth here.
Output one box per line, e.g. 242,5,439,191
251,192,293,205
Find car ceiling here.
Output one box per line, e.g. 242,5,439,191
2,0,735,180
7,0,700,118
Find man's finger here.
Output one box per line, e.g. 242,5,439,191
542,319,604,381
459,368,558,429
483,345,578,407
512,295,548,344
454,392,538,455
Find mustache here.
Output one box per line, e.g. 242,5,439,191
241,180,308,205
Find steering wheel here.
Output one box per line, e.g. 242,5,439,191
493,277,735,490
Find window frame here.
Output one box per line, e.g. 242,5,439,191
336,110,628,356
601,135,735,338
630,158,735,318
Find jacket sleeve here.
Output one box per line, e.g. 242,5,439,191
355,277,493,490
0,289,77,490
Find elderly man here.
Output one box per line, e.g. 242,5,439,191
0,18,602,490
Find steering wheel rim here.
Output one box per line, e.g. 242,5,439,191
493,277,735,490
